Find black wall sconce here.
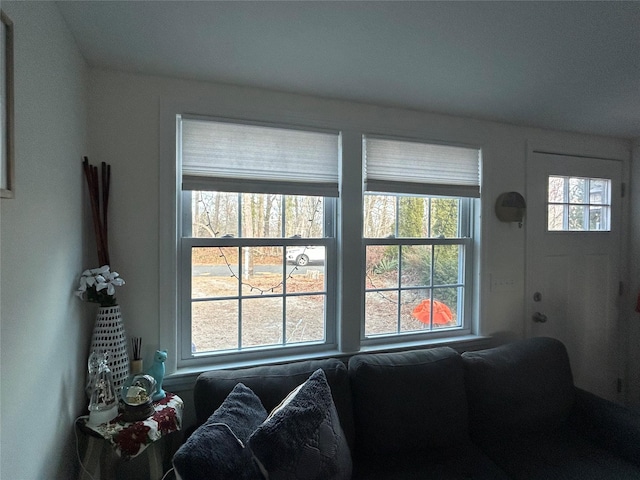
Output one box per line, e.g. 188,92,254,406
495,191,526,228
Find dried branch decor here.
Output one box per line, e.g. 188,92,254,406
82,156,110,266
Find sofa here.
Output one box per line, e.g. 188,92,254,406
173,337,640,479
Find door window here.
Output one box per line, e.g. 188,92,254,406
547,175,611,231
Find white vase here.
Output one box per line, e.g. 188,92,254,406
90,305,130,391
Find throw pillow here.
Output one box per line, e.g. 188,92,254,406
248,369,352,480
173,382,267,480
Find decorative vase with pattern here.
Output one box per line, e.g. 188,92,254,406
90,305,130,390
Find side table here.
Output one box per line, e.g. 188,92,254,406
76,392,183,480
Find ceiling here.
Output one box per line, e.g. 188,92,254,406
56,1,640,139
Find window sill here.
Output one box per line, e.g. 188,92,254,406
358,334,493,355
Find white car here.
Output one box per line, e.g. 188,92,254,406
286,246,325,266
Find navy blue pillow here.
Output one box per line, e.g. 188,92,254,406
173,383,267,480
248,369,352,480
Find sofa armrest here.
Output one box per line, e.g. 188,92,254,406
571,387,640,467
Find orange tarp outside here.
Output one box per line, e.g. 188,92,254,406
412,299,453,325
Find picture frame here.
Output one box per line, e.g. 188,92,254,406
1,10,14,199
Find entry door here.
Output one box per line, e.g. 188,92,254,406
526,151,622,401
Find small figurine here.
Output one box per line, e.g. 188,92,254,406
87,351,118,426
147,350,167,401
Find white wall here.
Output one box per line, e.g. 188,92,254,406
0,3,89,479
87,68,631,374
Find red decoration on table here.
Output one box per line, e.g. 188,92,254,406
153,406,178,435
82,392,183,460
116,422,152,457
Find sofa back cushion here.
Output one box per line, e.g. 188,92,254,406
348,346,469,457
462,336,575,438
194,358,355,451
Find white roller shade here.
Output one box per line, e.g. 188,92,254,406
180,118,340,197
364,136,481,197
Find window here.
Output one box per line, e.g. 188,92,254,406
171,113,481,367
362,136,479,340
179,117,339,360
547,175,611,231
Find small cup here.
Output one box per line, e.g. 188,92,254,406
130,359,143,374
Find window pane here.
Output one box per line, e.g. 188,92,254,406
285,196,324,238
240,246,284,296
430,198,459,237
433,244,461,286
241,297,283,348
192,191,239,238
286,295,325,343
286,263,325,294
569,205,586,230
398,196,427,237
365,291,398,336
400,289,428,333
366,245,399,289
548,204,565,231
192,300,238,353
240,193,279,238
548,176,565,203
286,246,325,268
589,179,607,205
590,206,609,231
192,247,238,299
435,288,460,327
363,194,396,238
569,177,587,203
400,245,431,288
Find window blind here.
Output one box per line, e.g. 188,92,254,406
364,136,481,197
180,118,340,197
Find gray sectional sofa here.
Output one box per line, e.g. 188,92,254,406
174,337,640,479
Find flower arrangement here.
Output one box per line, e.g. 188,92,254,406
75,265,125,307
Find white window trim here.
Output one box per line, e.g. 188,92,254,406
159,96,483,376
